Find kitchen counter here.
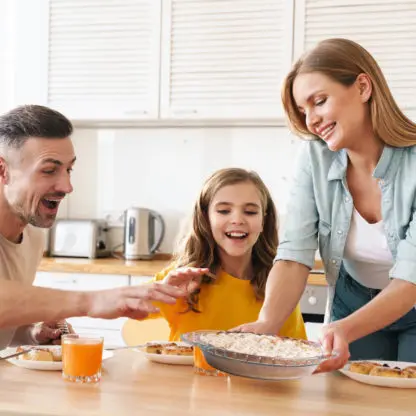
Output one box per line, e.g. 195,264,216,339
38,257,327,286
0,351,413,416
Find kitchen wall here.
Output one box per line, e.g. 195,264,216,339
68,126,302,252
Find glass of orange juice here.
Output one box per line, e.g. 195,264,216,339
62,334,104,383
193,346,226,377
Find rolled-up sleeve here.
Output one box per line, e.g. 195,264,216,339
390,210,416,285
275,142,319,269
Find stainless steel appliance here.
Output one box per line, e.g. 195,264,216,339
123,207,165,260
49,219,110,258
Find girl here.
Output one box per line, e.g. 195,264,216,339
238,38,416,372
145,168,306,342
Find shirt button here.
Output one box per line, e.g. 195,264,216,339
345,197,350,203
332,259,337,264
337,230,343,235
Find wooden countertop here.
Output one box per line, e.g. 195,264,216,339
38,257,327,286
0,351,413,416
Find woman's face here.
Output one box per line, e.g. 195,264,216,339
292,72,371,151
208,181,264,263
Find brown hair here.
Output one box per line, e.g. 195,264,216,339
282,38,416,147
174,168,278,312
0,105,73,149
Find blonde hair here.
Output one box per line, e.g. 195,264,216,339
282,38,416,147
174,168,278,311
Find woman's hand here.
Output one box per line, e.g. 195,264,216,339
314,322,351,373
163,267,210,294
231,320,278,334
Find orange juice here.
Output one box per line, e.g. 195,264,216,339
193,346,226,377
62,335,104,383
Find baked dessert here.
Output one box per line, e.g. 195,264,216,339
163,345,193,356
198,332,322,360
17,346,62,362
404,365,416,372
349,361,382,375
369,366,402,378
144,342,193,356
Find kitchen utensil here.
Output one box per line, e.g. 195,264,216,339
0,348,33,361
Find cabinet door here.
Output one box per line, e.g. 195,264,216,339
34,272,129,331
294,0,416,113
12,0,161,122
160,0,294,120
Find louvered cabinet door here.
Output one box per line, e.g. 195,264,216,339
294,0,416,114
13,0,162,122
160,0,294,120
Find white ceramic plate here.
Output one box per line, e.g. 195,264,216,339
339,360,416,389
5,346,114,371
135,341,194,366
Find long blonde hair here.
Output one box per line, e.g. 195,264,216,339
282,38,416,147
174,168,278,310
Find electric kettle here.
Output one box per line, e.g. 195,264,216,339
123,207,165,260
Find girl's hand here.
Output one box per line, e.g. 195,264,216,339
314,322,351,373
163,267,211,294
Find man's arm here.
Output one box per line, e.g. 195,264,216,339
0,279,186,329
0,280,88,328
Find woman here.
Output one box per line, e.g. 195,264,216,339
238,38,416,372
142,168,306,342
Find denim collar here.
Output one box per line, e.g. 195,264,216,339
327,145,401,181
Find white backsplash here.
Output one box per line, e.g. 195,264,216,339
65,126,302,253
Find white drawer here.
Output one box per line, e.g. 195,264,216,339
73,327,125,347
34,272,129,291
68,316,127,331
130,275,152,285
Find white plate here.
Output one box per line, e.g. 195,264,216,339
5,346,114,371
135,341,194,366
339,360,416,389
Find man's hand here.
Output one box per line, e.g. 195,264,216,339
163,267,210,293
86,282,187,320
31,320,75,345
314,322,351,374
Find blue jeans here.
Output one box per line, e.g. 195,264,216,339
331,264,416,362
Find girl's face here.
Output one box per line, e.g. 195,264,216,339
208,181,264,262
292,72,372,152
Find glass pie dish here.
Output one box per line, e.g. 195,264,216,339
181,330,335,380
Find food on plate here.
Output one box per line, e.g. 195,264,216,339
198,332,322,360
349,361,382,375
369,366,402,378
16,346,62,362
349,361,416,378
144,342,193,356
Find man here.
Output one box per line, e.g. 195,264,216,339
0,105,185,350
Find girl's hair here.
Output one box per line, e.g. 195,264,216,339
174,168,278,311
282,38,416,147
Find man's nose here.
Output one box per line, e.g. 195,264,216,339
56,173,73,194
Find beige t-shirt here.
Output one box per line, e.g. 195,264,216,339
0,226,45,350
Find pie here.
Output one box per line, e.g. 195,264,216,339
198,332,322,361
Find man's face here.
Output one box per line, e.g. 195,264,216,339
2,137,76,228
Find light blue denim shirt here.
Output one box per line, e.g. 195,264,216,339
276,140,416,321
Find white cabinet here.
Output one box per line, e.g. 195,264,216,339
34,272,129,347
12,0,161,122
160,0,294,120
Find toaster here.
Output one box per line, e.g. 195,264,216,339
49,219,110,258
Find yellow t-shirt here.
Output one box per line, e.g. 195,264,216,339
148,266,307,341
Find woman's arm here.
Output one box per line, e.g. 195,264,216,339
342,279,416,342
